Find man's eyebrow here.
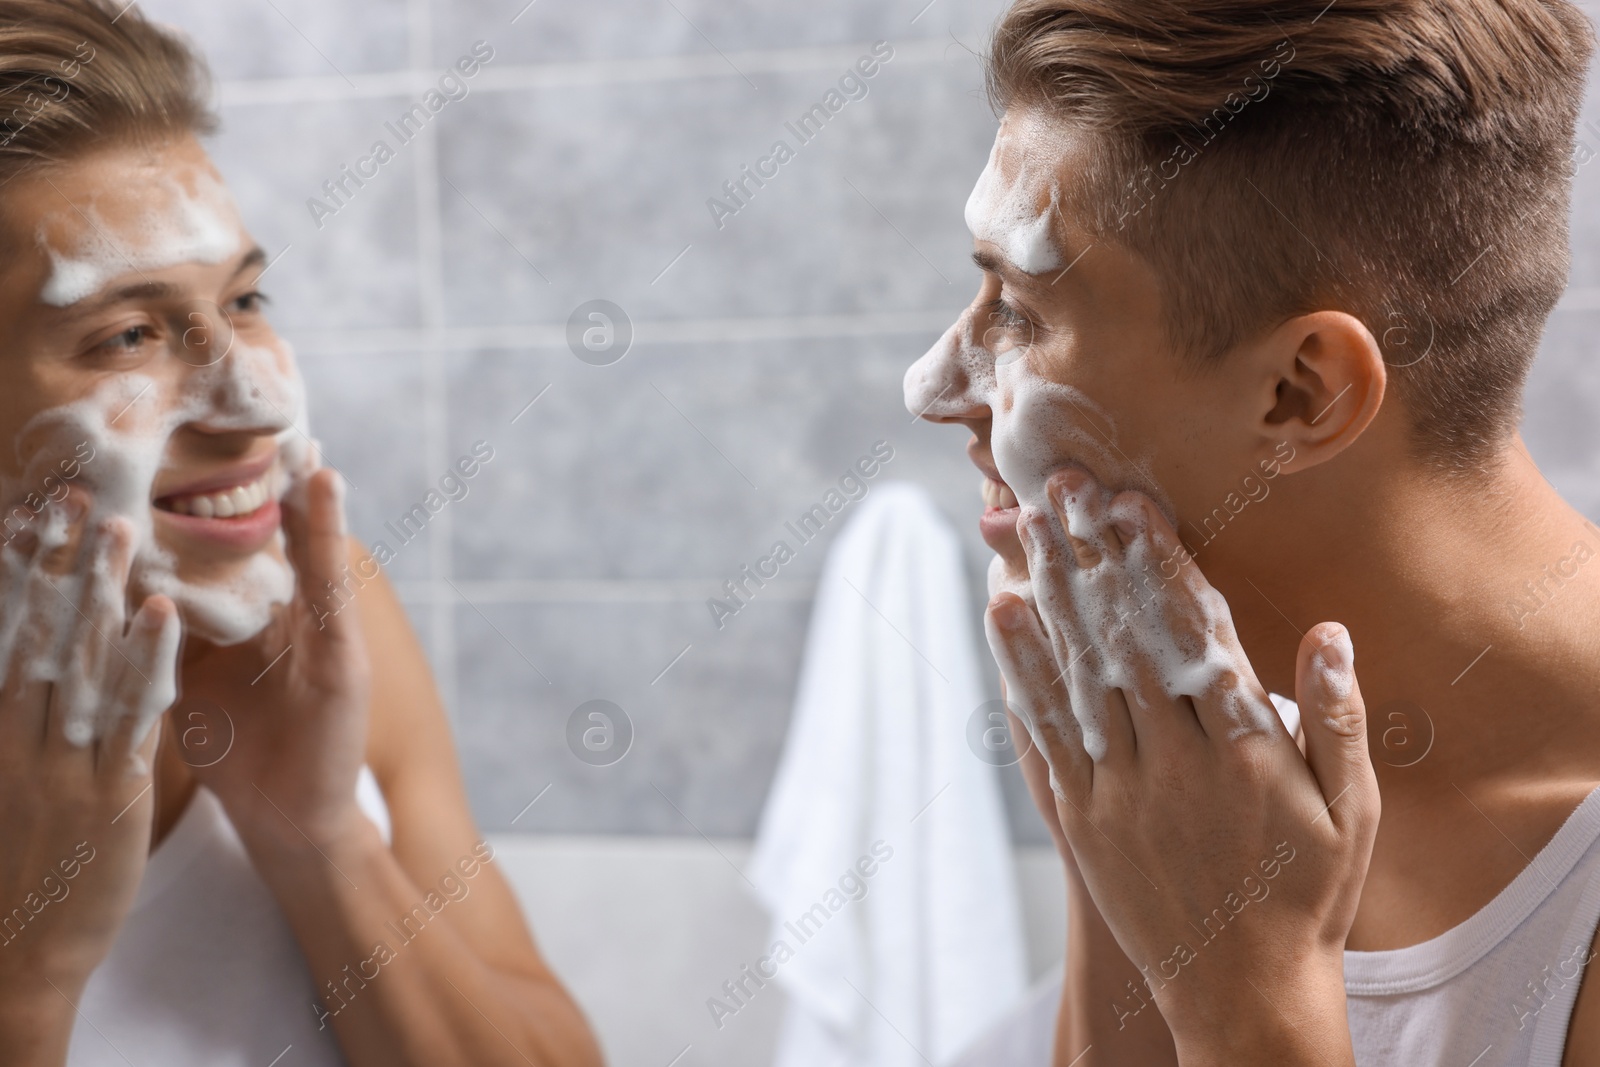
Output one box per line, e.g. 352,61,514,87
973,244,1088,287
60,279,186,316
234,245,267,278
972,249,1013,276
56,245,268,317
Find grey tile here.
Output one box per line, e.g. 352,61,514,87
453,598,807,835
297,350,437,581
398,596,434,651
1524,309,1600,522
140,0,411,80
434,52,997,325
999,761,1054,848
432,0,1010,67
445,332,989,584
1547,74,1600,288
1565,128,1600,291
449,591,1040,842
206,98,425,333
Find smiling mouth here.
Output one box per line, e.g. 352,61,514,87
154,471,275,519
981,476,1019,511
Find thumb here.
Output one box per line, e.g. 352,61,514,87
282,468,357,642
1295,622,1378,836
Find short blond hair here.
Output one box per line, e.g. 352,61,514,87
0,0,213,180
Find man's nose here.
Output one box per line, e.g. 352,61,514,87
904,319,991,424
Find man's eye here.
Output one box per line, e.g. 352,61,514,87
977,296,1039,358
97,325,152,353
984,297,1029,329
229,290,269,315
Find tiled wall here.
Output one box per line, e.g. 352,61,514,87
140,0,1600,851
140,0,1046,842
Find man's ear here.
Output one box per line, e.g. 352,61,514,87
1257,311,1386,473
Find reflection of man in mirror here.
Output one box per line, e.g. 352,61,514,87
0,4,599,1064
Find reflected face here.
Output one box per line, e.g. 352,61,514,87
0,135,316,645
906,109,1256,601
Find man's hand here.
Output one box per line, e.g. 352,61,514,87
0,494,181,1063
179,468,372,854
984,467,1379,1066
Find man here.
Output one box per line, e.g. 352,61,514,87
908,1,1600,1063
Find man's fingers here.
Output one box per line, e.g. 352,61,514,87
1018,505,1136,764
0,494,94,741
1295,623,1380,838
1046,467,1117,567
282,468,357,641
98,595,181,774
35,488,91,577
48,517,135,748
986,591,1093,796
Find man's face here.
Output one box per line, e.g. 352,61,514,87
906,109,1263,601
0,135,315,645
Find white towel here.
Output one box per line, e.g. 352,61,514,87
749,481,1027,1067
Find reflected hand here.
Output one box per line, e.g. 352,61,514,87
0,495,179,1010
180,468,371,853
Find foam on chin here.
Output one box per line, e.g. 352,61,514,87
37,169,241,307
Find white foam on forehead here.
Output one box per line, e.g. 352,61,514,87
37,169,242,307
963,118,1066,275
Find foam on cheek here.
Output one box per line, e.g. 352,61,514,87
0,338,318,742
963,133,1064,275
986,341,1278,746
38,170,241,308
1049,481,1276,743
990,362,1153,510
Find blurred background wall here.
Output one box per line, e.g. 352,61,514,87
134,1,1600,1064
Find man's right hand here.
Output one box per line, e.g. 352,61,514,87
0,493,181,1065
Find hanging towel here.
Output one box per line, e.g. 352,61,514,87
749,481,1028,1067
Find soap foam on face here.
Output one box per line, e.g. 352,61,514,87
37,169,240,307
25,339,314,644
0,337,316,744
962,112,1068,276
909,115,1279,757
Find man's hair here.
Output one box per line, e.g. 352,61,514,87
988,0,1594,471
0,0,213,179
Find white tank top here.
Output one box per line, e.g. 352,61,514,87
1346,784,1600,1066
66,769,392,1066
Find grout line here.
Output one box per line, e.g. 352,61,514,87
215,37,963,106
286,310,960,356
406,0,459,724
392,578,817,604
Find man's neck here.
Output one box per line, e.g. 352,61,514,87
1216,437,1600,789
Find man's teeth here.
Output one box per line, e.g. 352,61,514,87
163,475,272,519
981,478,1020,510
